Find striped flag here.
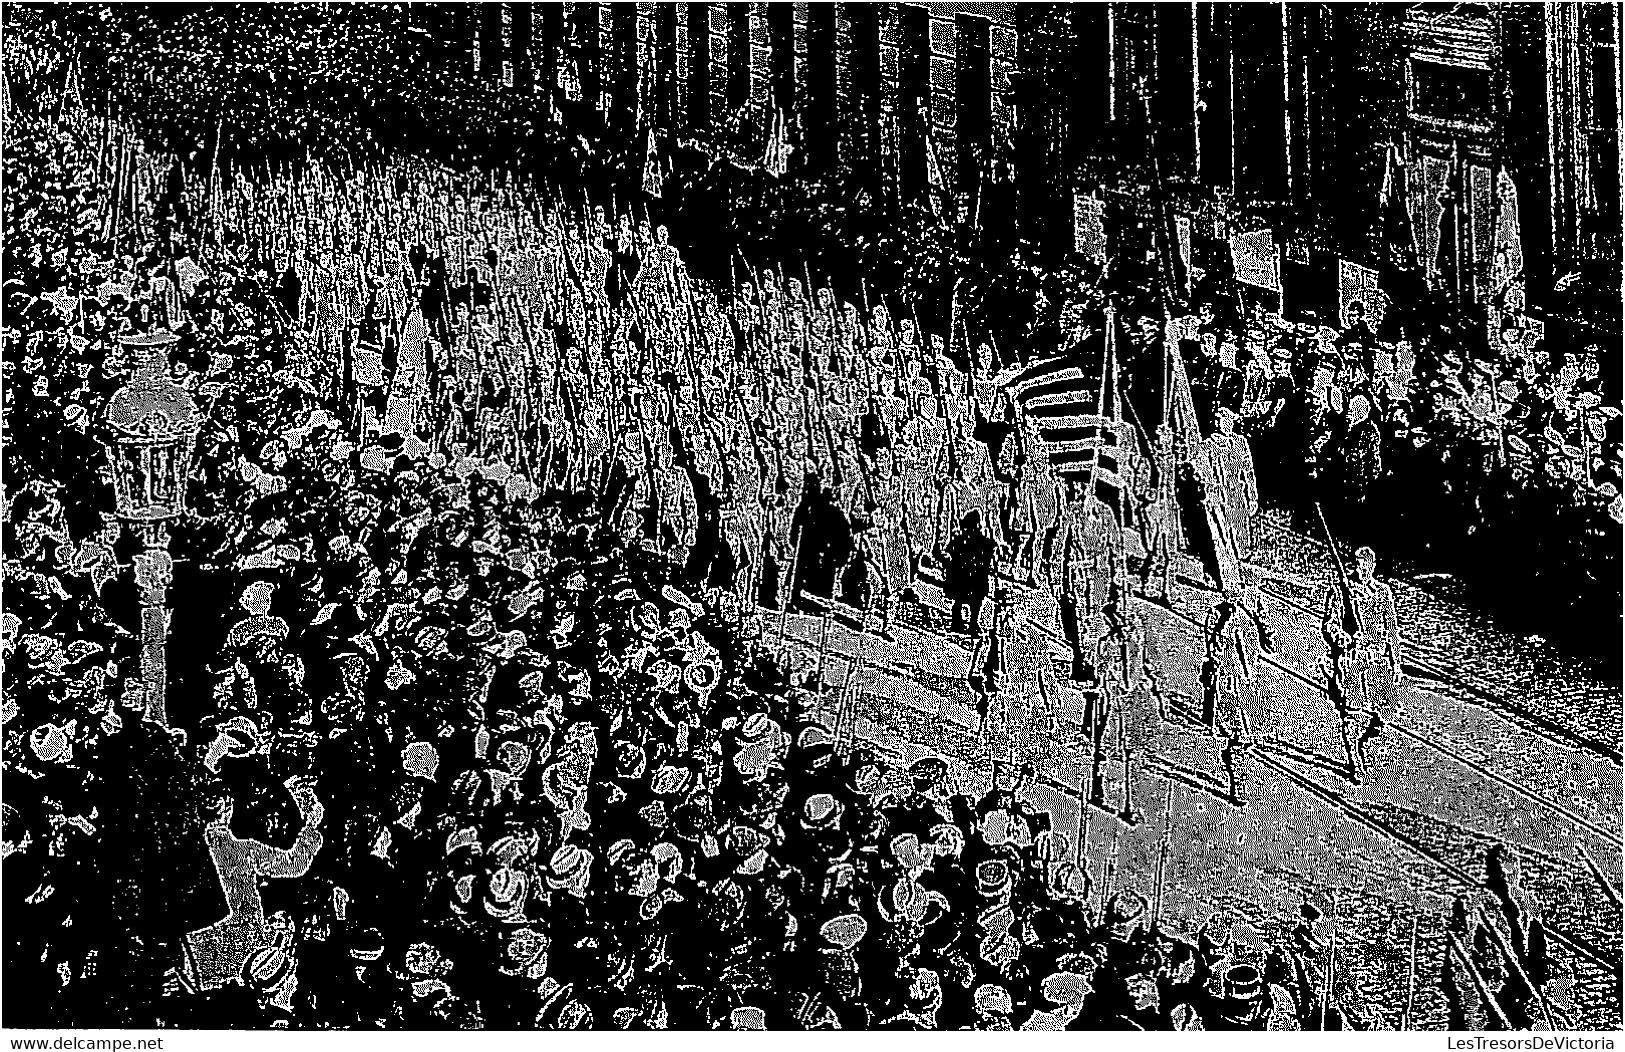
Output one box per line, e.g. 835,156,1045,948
1036,411,1130,493
999,349,1128,496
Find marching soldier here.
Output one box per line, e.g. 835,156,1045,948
1321,546,1402,782
1199,583,1269,737
1075,493,1119,619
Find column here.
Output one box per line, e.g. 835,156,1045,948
575,3,603,116
768,2,795,114
607,4,637,132
955,13,991,195
479,2,504,79
898,4,930,202
687,3,712,133
1153,3,1197,174
1067,4,1111,165
512,3,534,93
1232,2,1289,205
655,5,679,127
537,4,564,104
805,4,838,170
727,4,752,111
132,524,172,727
846,3,883,180
1196,3,1234,191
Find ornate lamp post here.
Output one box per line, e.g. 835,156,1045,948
101,331,202,727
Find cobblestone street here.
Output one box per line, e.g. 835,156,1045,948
1252,510,1619,762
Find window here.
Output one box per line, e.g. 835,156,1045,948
1410,58,1493,126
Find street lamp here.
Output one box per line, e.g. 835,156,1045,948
102,330,202,727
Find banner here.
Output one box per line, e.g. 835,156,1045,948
1072,194,1105,261
1229,228,1279,291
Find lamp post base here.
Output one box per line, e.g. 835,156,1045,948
131,522,173,727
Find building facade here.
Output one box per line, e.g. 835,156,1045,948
428,2,1618,331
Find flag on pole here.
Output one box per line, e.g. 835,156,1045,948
1488,165,1523,307
1434,141,1469,305
1174,215,1193,277
925,128,944,191
560,53,582,103
763,107,793,178
1165,318,1243,593
642,129,663,198
1377,143,1427,314
1000,350,1127,498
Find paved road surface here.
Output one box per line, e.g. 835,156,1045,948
767,543,1622,1030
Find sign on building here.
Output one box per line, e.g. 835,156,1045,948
1229,228,1279,291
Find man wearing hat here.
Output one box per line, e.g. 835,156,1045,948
1175,963,1297,1030
1328,392,1385,546
1188,333,1244,437
1202,408,1259,558
1092,888,1153,965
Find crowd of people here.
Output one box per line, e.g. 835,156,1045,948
1,32,1597,1033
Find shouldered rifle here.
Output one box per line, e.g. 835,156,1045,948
1151,778,1174,934
1315,501,1361,639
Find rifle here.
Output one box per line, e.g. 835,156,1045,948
1315,501,1360,638
1098,822,1122,928
1447,930,1513,1031
1475,907,1556,1031
1151,778,1174,933
1320,895,1338,1031
1401,913,1420,1031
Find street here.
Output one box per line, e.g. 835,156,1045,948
771,534,1623,1030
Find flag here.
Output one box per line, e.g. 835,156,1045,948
1228,228,1279,291
1164,320,1243,594
560,53,582,103
642,129,663,198
1031,412,1129,493
763,107,792,178
1001,349,1126,497
1487,165,1523,306
1434,141,1469,305
925,128,944,191
1377,143,1427,316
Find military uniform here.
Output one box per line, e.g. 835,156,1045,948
1200,593,1267,734
1321,560,1401,777
1321,573,1401,716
